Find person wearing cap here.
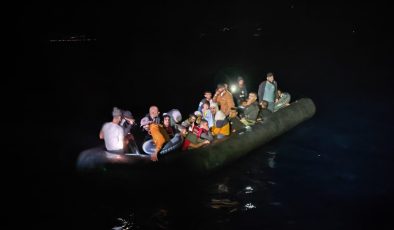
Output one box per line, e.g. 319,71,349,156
140,116,170,161
213,83,235,116
121,110,139,153
232,76,248,106
258,72,279,112
121,110,136,135
99,107,127,154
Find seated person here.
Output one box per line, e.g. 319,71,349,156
163,109,182,127
197,91,213,112
162,114,177,138
99,107,127,154
211,110,230,139
194,111,203,125
179,125,210,151
228,107,246,133
273,89,291,112
257,100,273,122
240,92,260,126
191,119,214,141
140,117,170,161
142,105,161,141
181,114,197,131
201,101,214,128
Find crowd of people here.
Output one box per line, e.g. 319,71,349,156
99,72,291,161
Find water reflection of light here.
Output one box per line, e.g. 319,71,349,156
244,203,256,210
244,186,254,194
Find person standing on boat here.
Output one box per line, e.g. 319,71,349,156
201,101,214,128
258,72,278,112
197,91,213,112
99,107,127,154
213,83,235,116
231,76,248,106
120,110,139,153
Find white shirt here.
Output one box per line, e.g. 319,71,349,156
101,122,124,151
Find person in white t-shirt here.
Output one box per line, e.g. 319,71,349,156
99,107,126,154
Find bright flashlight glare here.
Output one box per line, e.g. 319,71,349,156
230,85,237,93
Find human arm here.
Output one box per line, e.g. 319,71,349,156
188,140,210,149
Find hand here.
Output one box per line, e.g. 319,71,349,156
125,117,135,125
203,140,210,144
151,152,158,162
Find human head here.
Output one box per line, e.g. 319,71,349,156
202,101,210,110
237,76,244,86
163,115,171,127
122,110,133,119
247,92,258,103
210,102,219,115
277,89,282,97
194,111,202,124
215,110,226,121
188,114,197,123
149,105,160,119
112,107,123,123
229,107,238,118
217,83,226,93
177,125,188,136
199,119,209,131
266,72,274,83
204,91,212,100
260,100,268,109
140,117,153,131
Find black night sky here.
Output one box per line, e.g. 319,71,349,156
16,1,394,229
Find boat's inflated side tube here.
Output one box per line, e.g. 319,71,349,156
164,98,316,175
142,133,183,155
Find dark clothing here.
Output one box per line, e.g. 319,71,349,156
257,80,278,102
163,125,176,138
243,101,260,122
228,117,245,133
234,85,248,106
257,108,273,121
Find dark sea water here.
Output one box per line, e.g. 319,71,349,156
19,3,394,229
